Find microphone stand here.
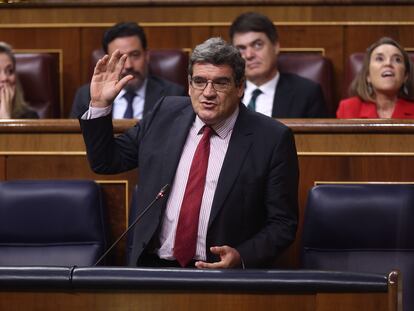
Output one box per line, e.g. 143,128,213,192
94,184,170,266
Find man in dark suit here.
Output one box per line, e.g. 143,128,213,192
230,12,328,118
80,37,298,269
70,22,186,118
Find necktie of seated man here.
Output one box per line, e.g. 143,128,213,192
174,126,213,267
123,91,137,119
247,88,262,111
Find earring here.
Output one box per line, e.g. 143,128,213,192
403,84,409,95
367,82,373,95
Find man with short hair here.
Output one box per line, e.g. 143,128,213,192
80,37,298,269
70,22,186,118
230,12,328,118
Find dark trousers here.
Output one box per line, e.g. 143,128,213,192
138,253,197,268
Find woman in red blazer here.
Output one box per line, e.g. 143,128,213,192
337,37,414,119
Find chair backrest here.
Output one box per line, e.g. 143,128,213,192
302,184,414,311
15,53,60,118
344,52,414,97
0,180,108,266
277,52,335,115
91,49,189,90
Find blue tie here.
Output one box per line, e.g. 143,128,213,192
247,89,262,111
123,91,136,119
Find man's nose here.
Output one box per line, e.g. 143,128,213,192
123,56,132,69
202,81,217,97
243,47,255,59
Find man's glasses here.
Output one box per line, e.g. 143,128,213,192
190,77,233,92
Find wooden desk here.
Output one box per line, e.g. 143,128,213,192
1,119,413,267
0,267,400,311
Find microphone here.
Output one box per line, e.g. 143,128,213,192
94,184,170,266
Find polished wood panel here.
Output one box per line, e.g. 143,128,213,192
316,293,389,311
80,27,105,83
12,0,414,5
2,4,414,23
0,291,391,311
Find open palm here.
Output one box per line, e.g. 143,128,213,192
90,49,133,108
0,84,15,118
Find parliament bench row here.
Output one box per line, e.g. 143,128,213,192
18,50,413,118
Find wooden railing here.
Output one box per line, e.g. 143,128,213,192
1,118,414,267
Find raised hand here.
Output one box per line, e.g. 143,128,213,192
90,49,133,108
0,83,15,119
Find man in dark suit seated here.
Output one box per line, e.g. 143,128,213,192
79,37,298,269
230,12,328,118
70,22,186,119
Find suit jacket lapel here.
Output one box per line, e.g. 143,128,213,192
161,104,195,186
144,77,165,116
272,74,294,118
208,105,254,228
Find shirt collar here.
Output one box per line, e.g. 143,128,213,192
194,105,239,139
245,72,279,96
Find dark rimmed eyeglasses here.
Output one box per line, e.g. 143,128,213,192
189,77,233,92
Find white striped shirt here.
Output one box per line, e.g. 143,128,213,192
157,107,239,261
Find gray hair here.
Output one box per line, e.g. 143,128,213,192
188,37,245,87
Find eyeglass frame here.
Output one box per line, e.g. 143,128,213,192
189,76,234,92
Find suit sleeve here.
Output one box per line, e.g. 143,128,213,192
79,96,165,174
79,114,140,174
236,126,299,267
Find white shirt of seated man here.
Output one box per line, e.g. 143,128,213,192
242,72,279,117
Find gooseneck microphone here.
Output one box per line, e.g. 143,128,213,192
94,184,170,266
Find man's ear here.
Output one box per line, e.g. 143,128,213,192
145,50,150,63
274,41,280,57
188,75,192,96
237,79,245,98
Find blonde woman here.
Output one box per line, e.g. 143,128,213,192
0,42,37,119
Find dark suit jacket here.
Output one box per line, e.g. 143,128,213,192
271,73,328,118
14,109,39,119
70,75,187,118
80,96,299,268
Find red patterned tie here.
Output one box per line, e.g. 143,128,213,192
174,126,213,267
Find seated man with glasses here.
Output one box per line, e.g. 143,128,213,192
79,37,299,269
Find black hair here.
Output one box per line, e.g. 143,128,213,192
229,12,278,43
102,22,147,54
